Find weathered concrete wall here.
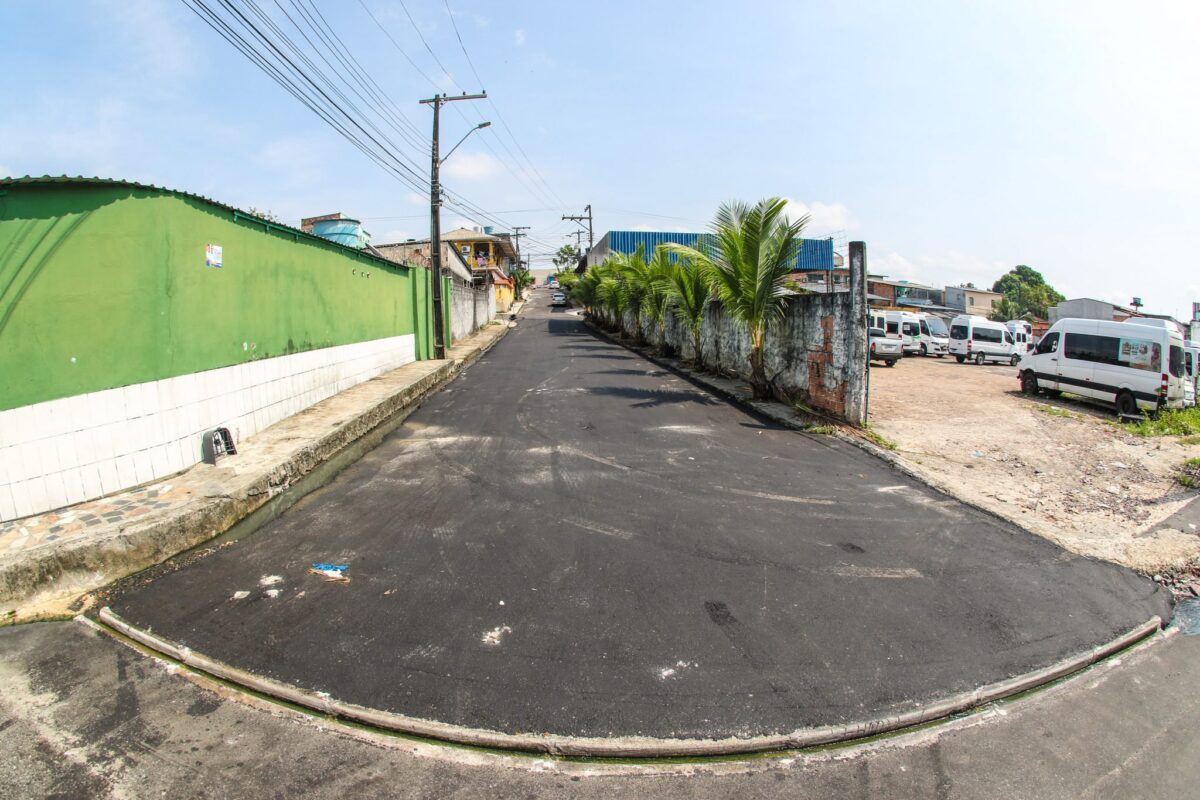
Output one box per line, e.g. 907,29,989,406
600,290,868,423
449,282,494,343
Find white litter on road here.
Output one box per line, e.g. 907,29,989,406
264,589,281,599
482,625,512,646
658,660,697,680
259,575,284,586
231,590,250,600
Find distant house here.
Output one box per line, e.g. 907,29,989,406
945,286,1003,314
372,238,475,287
442,227,520,274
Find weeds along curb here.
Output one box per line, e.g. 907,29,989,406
96,606,1161,758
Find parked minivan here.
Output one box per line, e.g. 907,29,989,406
1005,320,1034,353
918,313,949,357
949,315,1019,365
1018,318,1187,416
882,310,923,355
1184,341,1199,408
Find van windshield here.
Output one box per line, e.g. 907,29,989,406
950,324,968,340
926,317,949,337
1170,345,1185,379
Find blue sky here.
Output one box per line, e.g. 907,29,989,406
2,1,1196,318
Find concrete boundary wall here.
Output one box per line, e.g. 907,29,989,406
0,335,416,521
600,290,867,423
448,282,495,344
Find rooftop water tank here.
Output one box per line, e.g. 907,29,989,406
483,226,494,235
311,217,369,249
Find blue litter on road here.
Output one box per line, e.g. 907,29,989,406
311,563,348,572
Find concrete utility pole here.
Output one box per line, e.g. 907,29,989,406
562,204,593,251
510,226,530,274
420,91,488,359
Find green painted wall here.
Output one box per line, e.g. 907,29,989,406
0,181,434,411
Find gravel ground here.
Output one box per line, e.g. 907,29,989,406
867,355,1200,576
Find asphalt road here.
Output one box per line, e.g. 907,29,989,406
107,292,1171,740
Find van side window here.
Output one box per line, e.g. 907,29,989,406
972,328,1002,343
1003,332,1013,344
920,321,930,336
950,324,968,340
1170,346,1185,379
1035,332,1059,355
886,321,899,334
1065,333,1122,366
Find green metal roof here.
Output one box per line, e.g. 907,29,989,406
0,175,407,271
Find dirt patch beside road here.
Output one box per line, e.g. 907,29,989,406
867,356,1200,573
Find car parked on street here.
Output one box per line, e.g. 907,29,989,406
551,291,568,307
869,326,902,366
949,315,1019,365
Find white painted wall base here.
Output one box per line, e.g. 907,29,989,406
0,334,417,521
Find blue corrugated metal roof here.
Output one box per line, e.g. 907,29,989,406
601,230,835,271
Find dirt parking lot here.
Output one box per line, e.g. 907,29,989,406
866,355,1200,574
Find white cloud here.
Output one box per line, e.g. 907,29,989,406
442,151,502,181
514,28,527,46
869,248,1008,289
782,199,853,236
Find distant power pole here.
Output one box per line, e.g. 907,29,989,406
562,204,593,251
511,225,530,274
420,91,488,359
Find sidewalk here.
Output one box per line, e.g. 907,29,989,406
0,320,514,621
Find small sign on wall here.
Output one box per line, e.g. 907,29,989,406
205,243,223,269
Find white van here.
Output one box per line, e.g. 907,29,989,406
949,315,1019,365
1018,318,1187,416
882,310,922,355
1184,341,1199,408
1005,321,1034,354
918,313,949,357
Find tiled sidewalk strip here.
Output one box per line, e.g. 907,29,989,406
0,321,513,613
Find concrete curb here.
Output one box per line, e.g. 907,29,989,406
2,324,512,611
97,606,1161,758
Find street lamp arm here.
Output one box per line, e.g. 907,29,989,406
440,121,491,166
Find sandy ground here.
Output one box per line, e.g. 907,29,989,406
866,355,1200,573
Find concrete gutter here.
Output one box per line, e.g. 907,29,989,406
96,606,1162,757
1,321,513,617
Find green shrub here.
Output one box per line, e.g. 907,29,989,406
1123,407,1200,437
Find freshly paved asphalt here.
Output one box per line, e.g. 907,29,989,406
107,292,1171,740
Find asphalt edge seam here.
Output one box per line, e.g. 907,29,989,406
96,606,1161,758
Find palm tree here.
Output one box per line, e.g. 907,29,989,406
989,297,1023,322
665,198,807,399
638,246,676,346
665,254,710,365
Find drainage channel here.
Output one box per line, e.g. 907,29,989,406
90,608,1162,761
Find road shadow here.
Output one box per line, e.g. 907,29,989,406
546,318,589,336
586,386,720,408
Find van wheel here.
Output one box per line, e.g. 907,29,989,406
1010,354,1020,366
885,360,896,367
1116,391,1138,418
975,352,986,365
920,344,927,356
1021,371,1039,396
955,355,965,364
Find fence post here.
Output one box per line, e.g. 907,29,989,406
847,241,869,424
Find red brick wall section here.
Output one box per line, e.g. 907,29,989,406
806,315,847,416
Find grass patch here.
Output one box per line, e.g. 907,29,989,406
1123,407,1200,438
1177,457,1200,488
1035,404,1081,419
862,425,898,451
1178,435,1200,446
803,424,836,435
